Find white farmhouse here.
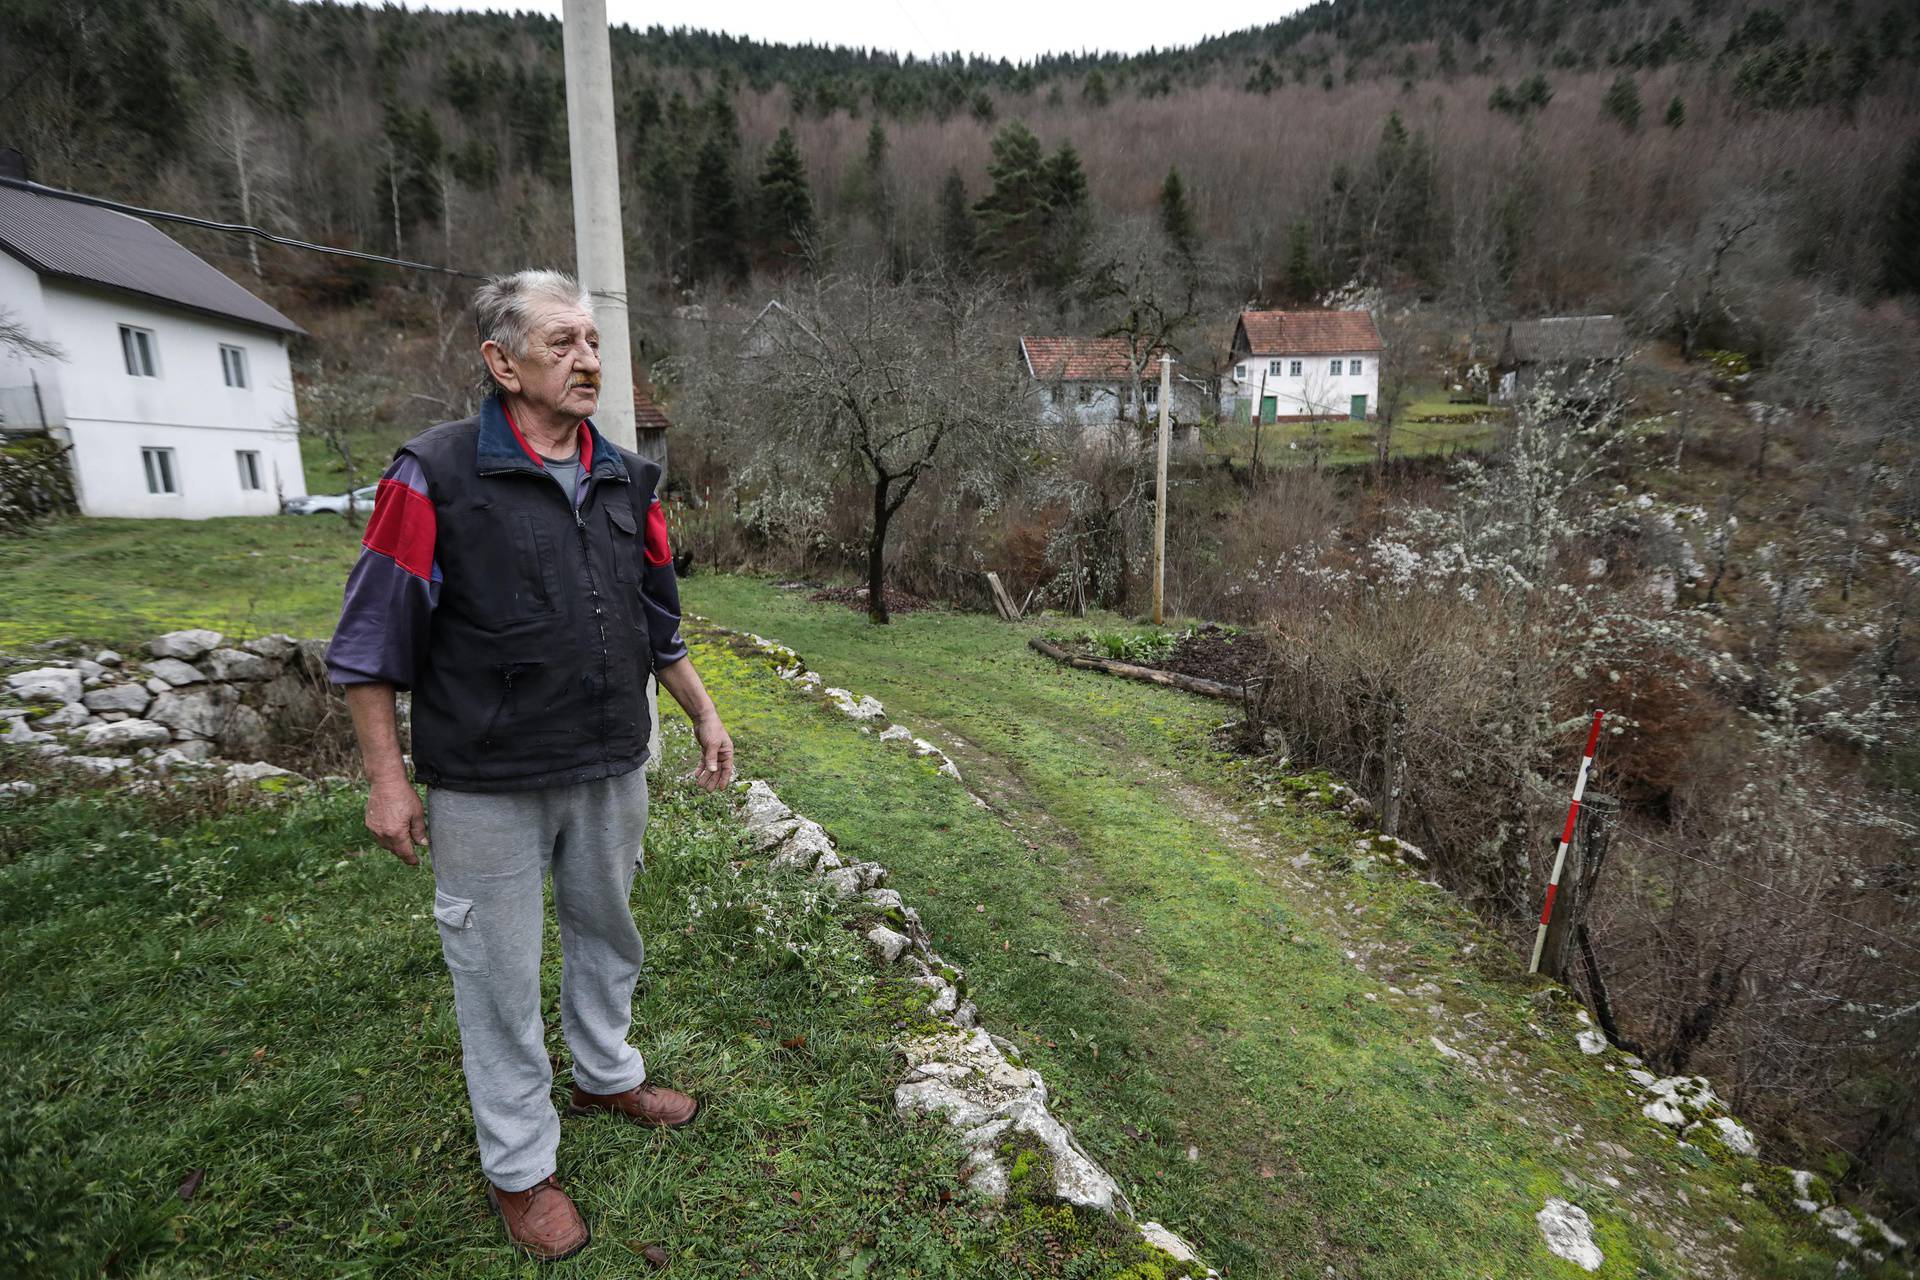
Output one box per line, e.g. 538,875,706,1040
1221,309,1383,423
1019,335,1203,453
0,178,308,518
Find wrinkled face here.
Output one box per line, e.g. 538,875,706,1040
485,300,601,419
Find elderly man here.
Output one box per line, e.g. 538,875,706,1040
325,269,734,1262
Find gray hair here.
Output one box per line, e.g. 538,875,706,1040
473,269,593,396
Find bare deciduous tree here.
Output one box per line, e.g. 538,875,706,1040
745,270,1038,623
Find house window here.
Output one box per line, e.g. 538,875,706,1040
220,344,249,388
142,447,178,495
236,450,263,491
1289,360,1302,377
1234,363,1246,381
1268,359,1282,376
1329,359,1342,376
120,325,158,377
1350,359,1363,375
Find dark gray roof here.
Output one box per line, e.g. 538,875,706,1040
0,183,304,336
1504,315,1627,366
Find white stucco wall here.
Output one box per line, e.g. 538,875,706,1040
1222,351,1380,419
35,280,306,518
0,250,63,430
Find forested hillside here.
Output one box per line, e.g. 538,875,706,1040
3,0,1917,322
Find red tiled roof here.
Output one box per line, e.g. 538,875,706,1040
633,388,672,432
1236,310,1382,356
1021,336,1163,382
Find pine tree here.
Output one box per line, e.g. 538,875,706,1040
1285,219,1316,299
938,168,975,270
1158,166,1199,266
1603,73,1643,130
972,121,1050,282
863,119,893,227
1884,137,1920,295
1664,94,1686,128
689,135,747,285
1083,68,1110,107
754,127,814,263
1040,142,1091,291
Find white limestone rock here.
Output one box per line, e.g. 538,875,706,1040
865,925,911,963
878,724,913,743
241,634,299,661
1536,1199,1604,1271
62,754,132,777
226,760,307,790
738,780,792,827
1,716,50,746
824,687,886,721
149,686,238,740
204,648,275,681
146,658,207,687
93,649,122,667
148,629,223,660
82,683,151,715
6,667,84,704
81,718,172,751
37,702,94,731
1577,1028,1610,1055
1642,1098,1688,1128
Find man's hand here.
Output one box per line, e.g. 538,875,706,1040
367,777,429,865
692,712,735,792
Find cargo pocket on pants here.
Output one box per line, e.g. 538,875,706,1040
433,889,488,973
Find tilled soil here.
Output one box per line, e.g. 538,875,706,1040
807,584,938,616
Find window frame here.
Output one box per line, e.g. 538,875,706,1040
1329,358,1343,376
235,449,264,491
1233,362,1246,381
120,325,158,378
1268,359,1283,376
142,446,179,496
1350,358,1363,375
1289,359,1302,377
220,344,250,389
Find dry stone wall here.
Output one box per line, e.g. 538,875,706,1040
2,628,345,791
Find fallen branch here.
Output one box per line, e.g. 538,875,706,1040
1027,635,1247,703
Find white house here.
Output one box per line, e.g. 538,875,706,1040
1221,309,1383,423
1019,335,1204,453
0,178,308,518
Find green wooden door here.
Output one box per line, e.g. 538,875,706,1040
1350,394,1367,420
1260,395,1278,424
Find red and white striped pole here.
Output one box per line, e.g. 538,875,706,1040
1529,709,1605,974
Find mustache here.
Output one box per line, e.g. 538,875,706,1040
568,374,602,390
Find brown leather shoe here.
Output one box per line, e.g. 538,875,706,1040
567,1080,700,1128
486,1173,590,1263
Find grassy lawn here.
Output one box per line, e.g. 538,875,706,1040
1200,391,1500,468
677,575,1894,1279
0,532,1899,1277
0,720,1185,1278
0,517,362,651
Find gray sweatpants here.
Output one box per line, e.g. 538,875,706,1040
427,767,649,1192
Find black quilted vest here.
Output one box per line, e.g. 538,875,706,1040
401,399,665,792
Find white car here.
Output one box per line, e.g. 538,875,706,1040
284,484,379,515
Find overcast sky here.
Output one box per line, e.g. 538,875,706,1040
391,0,1301,62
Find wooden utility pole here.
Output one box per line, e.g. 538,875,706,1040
1152,353,1171,626
1542,792,1619,982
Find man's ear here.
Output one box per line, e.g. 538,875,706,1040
480,340,521,394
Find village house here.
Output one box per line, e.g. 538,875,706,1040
1018,335,1204,453
1492,314,1629,403
1222,309,1383,423
0,171,308,519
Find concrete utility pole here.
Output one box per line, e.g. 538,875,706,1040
562,0,636,450
1152,353,1172,626
563,0,656,765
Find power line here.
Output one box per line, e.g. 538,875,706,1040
0,175,487,280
